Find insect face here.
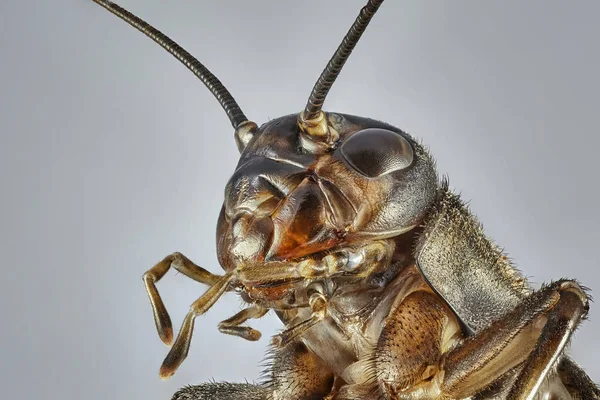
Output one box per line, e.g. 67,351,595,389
218,113,437,271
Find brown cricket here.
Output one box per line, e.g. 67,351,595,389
90,0,599,399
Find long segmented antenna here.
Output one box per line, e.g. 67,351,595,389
299,0,384,138
91,0,250,129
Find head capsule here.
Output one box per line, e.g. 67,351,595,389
217,112,438,272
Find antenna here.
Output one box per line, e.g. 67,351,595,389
91,0,251,130
299,0,384,139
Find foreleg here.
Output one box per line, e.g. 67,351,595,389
441,280,589,399
371,280,589,399
416,186,598,398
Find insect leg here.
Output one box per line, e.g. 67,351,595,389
268,340,335,400
440,279,590,399
556,357,600,399
170,338,335,400
143,252,222,345
375,289,458,398
506,281,589,399
417,186,599,397
217,305,268,341
171,382,267,400
159,273,233,379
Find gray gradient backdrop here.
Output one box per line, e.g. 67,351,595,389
1,1,599,399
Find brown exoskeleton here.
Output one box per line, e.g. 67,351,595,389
91,1,599,399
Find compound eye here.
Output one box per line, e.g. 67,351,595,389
340,128,414,177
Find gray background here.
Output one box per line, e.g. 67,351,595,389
1,1,599,399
